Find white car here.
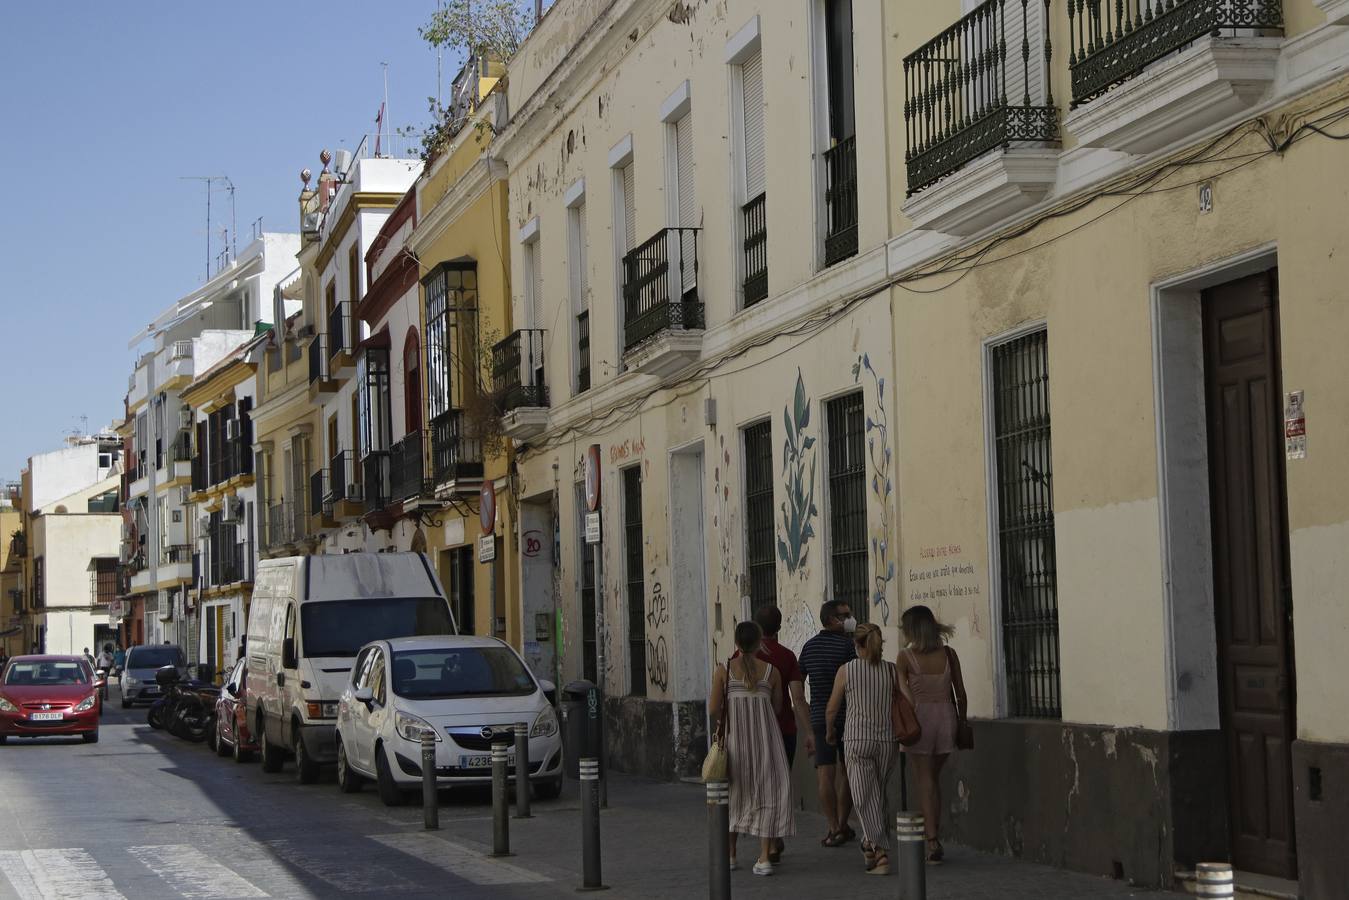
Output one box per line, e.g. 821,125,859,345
335,636,563,805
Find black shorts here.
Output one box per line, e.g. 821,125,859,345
783,732,797,768
813,725,839,767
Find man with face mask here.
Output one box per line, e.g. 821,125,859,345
798,599,858,847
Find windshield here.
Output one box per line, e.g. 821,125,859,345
4,661,90,686
300,597,454,659
392,646,536,699
127,646,185,669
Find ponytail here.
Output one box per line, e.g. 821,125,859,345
854,623,884,664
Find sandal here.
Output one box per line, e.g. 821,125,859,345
926,838,944,864
861,840,877,870
867,851,891,875
820,830,846,848
839,825,857,844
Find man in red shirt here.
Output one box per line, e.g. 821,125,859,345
730,605,812,864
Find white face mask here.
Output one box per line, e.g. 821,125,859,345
842,616,858,633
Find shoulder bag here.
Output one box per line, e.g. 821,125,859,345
891,658,922,746
701,658,733,782
946,646,974,750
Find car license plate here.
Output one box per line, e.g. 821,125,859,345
30,712,63,721
460,752,513,768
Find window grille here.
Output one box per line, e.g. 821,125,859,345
743,421,776,613
827,392,868,621
623,466,646,696
991,328,1060,719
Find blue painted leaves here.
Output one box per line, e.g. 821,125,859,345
777,369,818,576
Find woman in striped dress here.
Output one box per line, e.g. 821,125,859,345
708,621,795,876
824,623,896,875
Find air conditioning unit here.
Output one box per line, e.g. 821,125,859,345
346,483,364,502
198,515,211,534
179,486,191,505
179,407,193,428
332,148,353,178
221,497,243,524
226,419,240,441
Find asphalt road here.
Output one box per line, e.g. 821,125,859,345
0,690,575,899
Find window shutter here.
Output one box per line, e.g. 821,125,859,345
675,113,695,228
530,241,544,330
742,52,766,199
622,163,636,252
577,203,589,313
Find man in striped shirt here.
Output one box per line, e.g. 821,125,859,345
798,600,858,845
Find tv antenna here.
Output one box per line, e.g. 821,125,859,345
180,175,236,280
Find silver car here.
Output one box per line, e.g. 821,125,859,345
335,636,563,806
119,645,186,708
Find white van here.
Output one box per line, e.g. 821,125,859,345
245,552,456,782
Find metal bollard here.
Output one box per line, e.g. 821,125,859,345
706,780,730,900
895,812,927,899
491,741,511,857
1195,863,1234,899
513,721,532,819
578,757,608,890
421,730,439,830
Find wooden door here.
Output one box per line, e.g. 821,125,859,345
1202,268,1297,879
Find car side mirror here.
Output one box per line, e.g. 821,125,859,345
93,678,106,689
281,638,297,670
225,682,238,695
354,686,374,707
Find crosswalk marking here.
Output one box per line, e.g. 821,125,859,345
127,845,268,899
0,849,125,900
367,832,551,885
264,838,421,894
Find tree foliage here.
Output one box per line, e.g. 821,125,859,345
420,0,534,61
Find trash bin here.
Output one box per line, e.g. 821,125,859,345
561,679,600,779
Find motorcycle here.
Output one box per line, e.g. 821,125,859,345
147,665,217,742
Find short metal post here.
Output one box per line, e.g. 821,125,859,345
578,757,608,890
513,721,532,819
706,780,730,900
491,741,511,857
896,812,927,899
1195,863,1234,899
421,730,439,830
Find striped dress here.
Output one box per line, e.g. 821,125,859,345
841,658,899,851
724,658,795,839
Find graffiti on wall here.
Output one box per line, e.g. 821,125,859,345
645,574,671,692
777,369,819,577
711,434,740,663
853,353,896,625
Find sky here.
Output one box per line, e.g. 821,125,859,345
0,2,461,479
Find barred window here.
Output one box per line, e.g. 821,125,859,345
623,466,646,696
991,329,1060,719
743,421,776,614
827,392,868,621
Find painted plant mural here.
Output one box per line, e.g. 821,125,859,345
778,369,819,576
854,353,895,625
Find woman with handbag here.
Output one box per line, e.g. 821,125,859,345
707,621,794,876
896,605,969,863
823,623,898,875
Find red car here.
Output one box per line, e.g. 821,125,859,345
211,657,257,762
0,655,103,744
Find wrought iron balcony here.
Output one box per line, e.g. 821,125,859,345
1069,0,1283,106
576,311,590,393
329,450,360,509
164,544,193,565
742,193,768,306
307,334,329,385
327,301,352,362
823,137,858,266
309,469,329,518
389,431,433,504
622,227,704,353
493,329,550,413
430,410,484,489
904,0,1060,196
362,451,392,514
265,501,294,549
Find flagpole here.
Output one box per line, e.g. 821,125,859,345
381,62,389,156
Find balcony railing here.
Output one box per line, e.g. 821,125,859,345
329,450,355,505
622,227,703,352
493,329,550,412
266,501,294,549
310,469,329,518
363,452,392,514
576,311,591,393
742,192,768,306
212,538,254,586
308,334,329,384
430,410,484,486
1069,0,1283,106
905,0,1060,195
164,544,192,565
389,431,432,504
170,340,193,361
327,301,352,362
171,433,193,463
823,137,858,266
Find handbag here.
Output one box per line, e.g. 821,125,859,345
891,659,922,746
946,647,974,750
701,658,734,782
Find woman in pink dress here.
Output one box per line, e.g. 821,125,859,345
896,605,967,863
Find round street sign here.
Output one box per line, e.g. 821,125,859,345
480,481,496,535
585,444,602,512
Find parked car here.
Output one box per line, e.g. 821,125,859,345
120,644,187,709
335,636,562,806
210,657,257,763
246,552,457,784
0,655,103,744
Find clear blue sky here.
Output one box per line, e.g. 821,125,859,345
0,2,458,479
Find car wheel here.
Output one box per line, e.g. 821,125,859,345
535,778,563,800
233,732,253,764
259,723,284,773
294,729,320,784
83,730,99,744
336,738,362,794
375,744,405,807
213,721,230,758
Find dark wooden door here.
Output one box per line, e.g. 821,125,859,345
1202,269,1297,879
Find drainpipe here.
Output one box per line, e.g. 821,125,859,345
147,350,159,643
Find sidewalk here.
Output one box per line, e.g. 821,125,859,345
426,772,1162,899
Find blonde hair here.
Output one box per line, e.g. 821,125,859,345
900,605,956,653
854,623,884,664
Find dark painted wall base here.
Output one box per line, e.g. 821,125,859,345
603,696,707,781
1291,738,1349,900
936,719,1226,888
